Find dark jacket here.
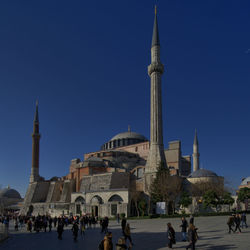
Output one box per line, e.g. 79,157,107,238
180,219,188,232
188,225,197,243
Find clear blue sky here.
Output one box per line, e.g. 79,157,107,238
0,0,249,196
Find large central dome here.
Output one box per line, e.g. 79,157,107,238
101,130,148,150
111,131,147,141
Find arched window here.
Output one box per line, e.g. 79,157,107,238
75,196,85,204
108,194,123,202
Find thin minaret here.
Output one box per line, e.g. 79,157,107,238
145,6,167,173
192,129,200,172
30,101,41,183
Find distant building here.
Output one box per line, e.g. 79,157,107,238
0,186,23,214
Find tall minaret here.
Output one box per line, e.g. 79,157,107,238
30,101,41,183
145,7,167,173
192,129,200,172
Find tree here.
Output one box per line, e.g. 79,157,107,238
130,191,143,217
150,162,183,214
138,198,147,217
203,190,219,211
150,162,170,203
237,187,250,210
221,192,234,211
179,191,192,209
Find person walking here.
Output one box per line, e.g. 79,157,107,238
14,219,19,231
53,216,58,228
57,219,64,240
49,217,53,232
117,214,120,224
121,217,127,236
27,219,32,232
167,223,175,249
104,232,113,250
180,217,188,241
234,213,241,233
124,223,134,246
72,222,79,242
186,223,197,250
80,221,85,238
227,215,235,234
189,215,194,224
241,212,248,228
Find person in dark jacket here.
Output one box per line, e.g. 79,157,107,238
57,219,64,240
189,215,194,224
227,215,235,234
167,222,175,249
180,217,188,241
72,222,79,242
121,217,127,235
186,223,197,250
234,214,241,233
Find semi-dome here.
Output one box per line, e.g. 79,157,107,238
0,188,22,199
241,177,250,186
188,169,218,178
111,131,147,141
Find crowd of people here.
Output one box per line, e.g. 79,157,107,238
227,212,248,234
1,211,249,249
166,215,198,250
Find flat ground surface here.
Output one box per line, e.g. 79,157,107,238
1,215,249,250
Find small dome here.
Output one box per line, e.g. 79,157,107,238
111,131,147,141
241,177,250,186
0,188,21,199
188,169,218,178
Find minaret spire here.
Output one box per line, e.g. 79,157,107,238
152,5,160,47
30,101,41,183
192,129,200,172
145,7,167,174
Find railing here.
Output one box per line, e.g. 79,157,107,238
0,223,9,242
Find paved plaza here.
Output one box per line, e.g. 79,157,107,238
1,215,249,250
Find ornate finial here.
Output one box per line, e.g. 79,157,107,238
128,125,131,132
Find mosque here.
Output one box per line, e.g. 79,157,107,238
21,9,223,217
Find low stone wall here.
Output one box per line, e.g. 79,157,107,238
0,224,9,242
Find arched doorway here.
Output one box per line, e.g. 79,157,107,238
90,195,103,216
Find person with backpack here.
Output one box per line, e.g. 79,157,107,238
167,222,175,249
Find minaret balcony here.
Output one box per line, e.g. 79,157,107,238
148,62,164,75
